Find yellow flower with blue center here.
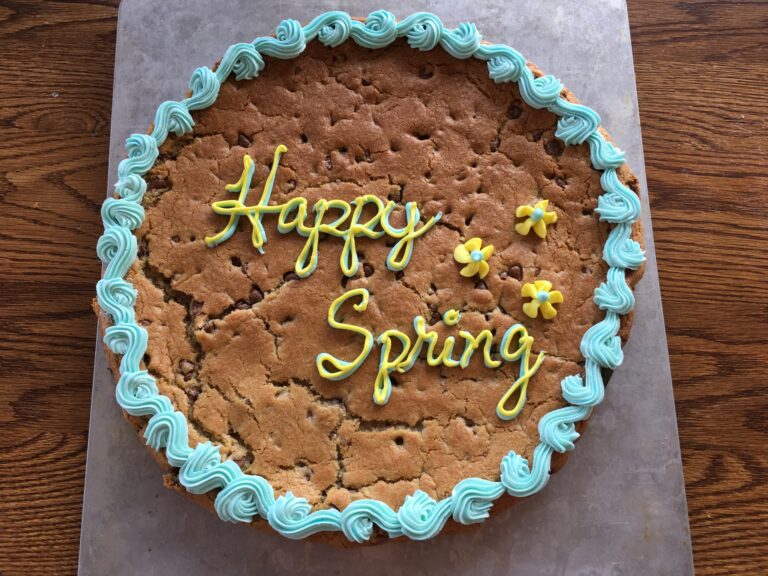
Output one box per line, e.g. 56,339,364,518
521,280,564,320
453,237,494,279
515,199,557,238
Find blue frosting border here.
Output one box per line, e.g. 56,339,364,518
96,10,644,543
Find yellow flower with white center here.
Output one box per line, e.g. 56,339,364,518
453,237,494,279
515,199,558,238
521,280,564,320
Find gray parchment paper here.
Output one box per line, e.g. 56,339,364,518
79,1,694,574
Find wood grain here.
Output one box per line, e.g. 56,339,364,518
0,0,765,574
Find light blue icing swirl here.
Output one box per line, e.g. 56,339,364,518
117,134,158,179
267,493,342,539
398,12,443,51
603,222,646,269
440,22,481,59
397,491,454,540
451,478,505,524
476,44,527,83
538,406,591,452
151,101,194,144
594,266,635,314
114,173,147,203
552,99,601,145
216,43,265,82
580,312,623,369
183,67,220,111
179,442,242,494
103,323,146,373
500,444,554,497
97,225,136,280
596,168,642,223
340,499,403,542
101,197,144,230
521,74,563,109
561,359,605,407
588,132,626,170
350,10,398,48
116,370,172,417
304,11,353,47
143,411,194,467
215,475,276,522
96,10,645,543
254,19,306,59
96,278,137,324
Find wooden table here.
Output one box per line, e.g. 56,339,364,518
0,1,765,573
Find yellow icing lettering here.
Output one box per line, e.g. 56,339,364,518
339,195,386,276
459,329,502,369
206,146,441,277
316,288,374,381
496,326,545,420
381,202,441,271
374,330,411,405
317,292,544,421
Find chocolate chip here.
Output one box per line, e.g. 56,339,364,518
395,271,404,281
508,265,523,280
179,360,195,375
418,64,434,79
394,435,404,446
148,176,169,190
362,78,372,86
283,271,300,283
203,321,216,333
507,103,523,119
287,179,297,191
428,305,440,325
190,301,203,316
474,280,488,291
545,138,565,156
363,263,374,277
490,135,500,152
237,133,251,148
235,300,251,310
555,177,568,188
324,156,333,170
230,255,242,268
249,286,264,304
186,387,200,400
499,272,508,280
300,133,308,144
531,130,543,142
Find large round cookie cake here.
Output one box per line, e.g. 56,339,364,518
96,11,644,544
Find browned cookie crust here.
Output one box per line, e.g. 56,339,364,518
98,36,643,542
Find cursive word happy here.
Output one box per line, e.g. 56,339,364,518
316,288,545,421
205,145,442,278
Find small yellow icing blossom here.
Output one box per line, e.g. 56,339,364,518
454,237,494,279
521,280,564,320
515,199,557,238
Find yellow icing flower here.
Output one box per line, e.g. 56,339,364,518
521,280,564,320
515,199,558,238
454,237,494,279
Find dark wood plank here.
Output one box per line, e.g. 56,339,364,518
0,1,118,574
628,1,768,574
0,0,765,573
